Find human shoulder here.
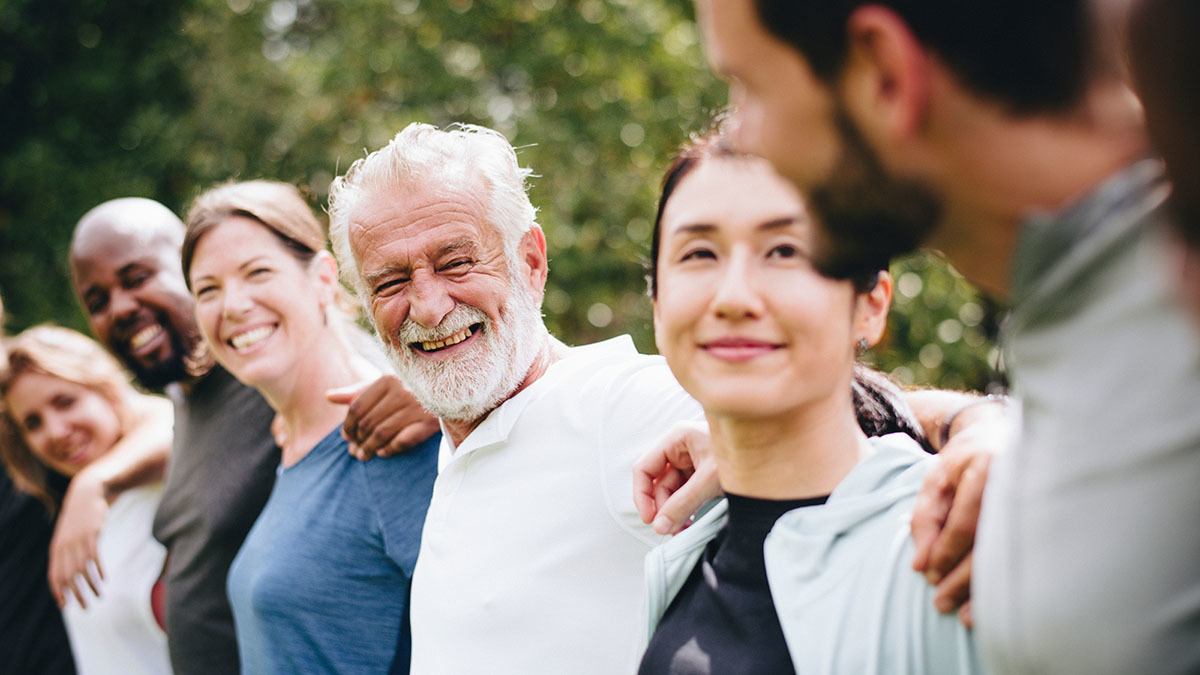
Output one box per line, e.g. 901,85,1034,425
357,433,439,572
557,336,693,413
765,434,981,673
558,338,701,545
358,431,440,483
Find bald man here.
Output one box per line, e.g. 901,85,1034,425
71,199,200,389
67,197,437,675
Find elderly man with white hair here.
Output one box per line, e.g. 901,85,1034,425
328,122,703,674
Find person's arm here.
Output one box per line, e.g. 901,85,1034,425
327,375,440,461
50,394,172,608
906,390,1013,628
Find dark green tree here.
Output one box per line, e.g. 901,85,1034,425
1,0,1000,391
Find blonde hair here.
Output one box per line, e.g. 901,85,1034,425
0,325,138,512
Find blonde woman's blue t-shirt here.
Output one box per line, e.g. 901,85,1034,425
227,426,438,674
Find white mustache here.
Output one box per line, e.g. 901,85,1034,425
396,305,488,345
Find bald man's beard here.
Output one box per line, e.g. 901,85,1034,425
807,108,942,281
117,321,202,390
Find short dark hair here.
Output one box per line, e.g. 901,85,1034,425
754,0,1097,115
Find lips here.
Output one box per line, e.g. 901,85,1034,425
120,322,169,359
410,323,482,353
53,433,94,468
700,337,784,362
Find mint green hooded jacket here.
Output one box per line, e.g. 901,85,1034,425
640,434,983,674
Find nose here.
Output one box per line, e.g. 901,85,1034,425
711,250,764,321
110,287,140,324
42,412,72,448
407,272,454,329
221,281,255,320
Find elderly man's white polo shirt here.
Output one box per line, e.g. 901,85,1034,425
409,335,703,675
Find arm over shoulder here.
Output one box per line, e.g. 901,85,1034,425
594,357,704,545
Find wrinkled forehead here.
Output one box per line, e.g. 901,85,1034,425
348,178,496,248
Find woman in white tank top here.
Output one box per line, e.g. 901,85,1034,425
1,325,172,675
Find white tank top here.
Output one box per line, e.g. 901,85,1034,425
63,483,170,675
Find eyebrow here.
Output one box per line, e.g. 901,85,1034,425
436,239,476,258
362,238,479,288
190,255,271,285
669,216,800,236
364,262,409,290
83,258,153,292
237,256,270,272
117,260,151,276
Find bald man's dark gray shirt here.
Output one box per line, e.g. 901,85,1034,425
153,365,277,675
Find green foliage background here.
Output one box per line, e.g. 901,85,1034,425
0,0,1001,391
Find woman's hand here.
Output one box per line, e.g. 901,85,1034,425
633,420,720,535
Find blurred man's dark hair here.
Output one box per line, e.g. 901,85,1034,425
1128,0,1200,248
754,1,1099,115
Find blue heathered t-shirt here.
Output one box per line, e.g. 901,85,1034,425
227,426,439,674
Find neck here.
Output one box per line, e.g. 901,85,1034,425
441,334,569,446
928,81,1147,299
707,392,868,500
261,331,377,466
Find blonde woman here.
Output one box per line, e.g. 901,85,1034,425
0,326,172,675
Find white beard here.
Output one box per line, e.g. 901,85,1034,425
380,272,547,424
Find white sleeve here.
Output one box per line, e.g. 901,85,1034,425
595,358,704,547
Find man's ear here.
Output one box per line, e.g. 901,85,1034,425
519,226,549,298
855,270,893,347
840,6,931,141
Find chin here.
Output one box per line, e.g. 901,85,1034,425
692,388,795,421
224,357,283,390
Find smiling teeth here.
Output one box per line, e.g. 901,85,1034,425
230,326,275,351
130,325,163,350
419,326,472,352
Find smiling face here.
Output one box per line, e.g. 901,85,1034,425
70,210,200,390
5,371,122,477
348,180,548,423
653,155,888,420
188,216,331,392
